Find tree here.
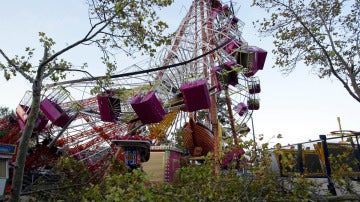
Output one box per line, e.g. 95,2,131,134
21,137,360,201
0,0,174,201
253,0,360,103
0,106,12,119
30,157,93,201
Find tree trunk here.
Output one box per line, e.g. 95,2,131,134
10,80,42,202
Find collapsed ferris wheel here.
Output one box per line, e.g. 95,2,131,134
0,0,267,189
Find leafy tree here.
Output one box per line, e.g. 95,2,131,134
20,137,360,201
253,0,360,103
0,0,174,201
81,151,321,201
0,106,13,118
29,157,92,201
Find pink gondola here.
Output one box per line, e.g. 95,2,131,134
247,98,260,110
97,93,121,122
225,39,242,56
40,98,70,128
212,61,239,91
248,78,261,94
40,87,72,128
235,102,248,116
237,47,267,77
222,61,239,86
131,91,166,124
16,92,49,132
180,79,211,112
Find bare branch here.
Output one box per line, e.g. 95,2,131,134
40,13,118,68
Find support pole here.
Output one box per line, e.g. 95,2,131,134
297,144,304,175
320,135,337,196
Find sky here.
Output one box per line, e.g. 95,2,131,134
0,0,359,147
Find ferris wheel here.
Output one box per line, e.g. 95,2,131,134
1,0,267,190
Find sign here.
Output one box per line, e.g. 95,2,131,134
0,143,16,155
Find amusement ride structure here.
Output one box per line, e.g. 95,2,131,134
0,0,268,192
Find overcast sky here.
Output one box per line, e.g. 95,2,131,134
0,0,359,147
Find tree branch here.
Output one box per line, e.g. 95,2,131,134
320,16,349,72
275,0,360,102
98,31,132,38
42,63,58,79
0,49,35,83
33,46,51,89
319,11,360,101
40,12,118,68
